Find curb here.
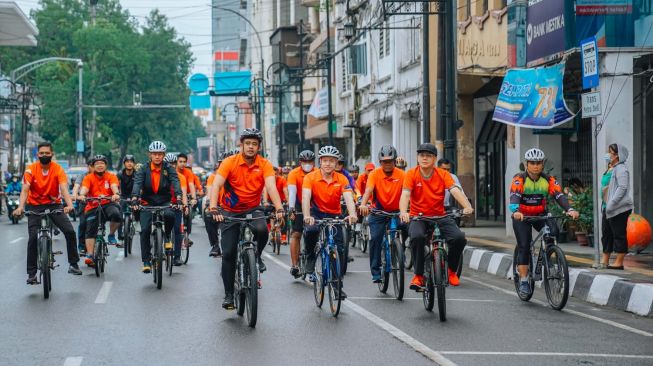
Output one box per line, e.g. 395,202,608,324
462,246,653,317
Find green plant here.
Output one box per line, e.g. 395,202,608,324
570,187,594,233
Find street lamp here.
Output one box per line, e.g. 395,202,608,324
343,21,355,40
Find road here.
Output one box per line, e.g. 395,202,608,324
1,215,652,366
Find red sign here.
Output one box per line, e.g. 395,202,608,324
214,51,239,61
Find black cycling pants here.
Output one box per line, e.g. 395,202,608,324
512,218,558,265
26,204,79,275
409,217,466,275
85,204,122,239
139,208,176,262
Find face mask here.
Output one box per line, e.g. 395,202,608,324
95,171,105,176
604,153,611,162
38,156,52,165
302,164,313,173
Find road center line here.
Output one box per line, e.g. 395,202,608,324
94,281,113,304
63,356,83,366
439,351,653,359
347,296,495,302
464,276,653,337
10,237,25,244
263,253,458,366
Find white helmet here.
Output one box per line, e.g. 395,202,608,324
524,148,546,162
149,141,167,152
164,153,177,163
318,145,340,159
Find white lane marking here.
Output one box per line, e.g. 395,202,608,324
63,356,83,366
10,237,25,244
263,253,458,366
115,251,125,261
627,283,653,316
348,297,496,302
587,275,620,305
343,270,370,273
94,281,113,304
487,253,507,275
464,276,653,337
439,351,653,359
469,249,488,270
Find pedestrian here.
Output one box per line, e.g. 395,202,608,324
601,143,633,270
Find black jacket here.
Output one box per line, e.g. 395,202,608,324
117,169,135,198
131,162,181,206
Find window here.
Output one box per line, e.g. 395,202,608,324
379,26,385,58
349,43,367,75
385,22,391,55
409,17,420,61
340,52,350,93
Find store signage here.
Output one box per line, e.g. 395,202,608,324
526,0,566,65
581,91,602,118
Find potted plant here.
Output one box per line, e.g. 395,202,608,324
547,196,569,243
571,188,594,246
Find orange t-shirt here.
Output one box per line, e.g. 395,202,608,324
268,176,287,202
193,174,203,195
23,161,67,205
367,167,405,212
216,153,275,212
403,167,455,216
178,168,195,192
81,172,119,212
172,173,187,204
207,173,225,206
151,163,161,194
287,166,315,205
303,170,352,215
356,173,369,195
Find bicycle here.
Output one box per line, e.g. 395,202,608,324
512,215,569,310
222,214,265,328
85,197,112,277
357,215,370,253
138,205,178,289
25,209,64,299
121,200,135,258
269,215,283,255
312,218,347,317
370,209,405,300
412,212,460,321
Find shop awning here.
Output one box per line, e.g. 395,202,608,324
0,2,38,47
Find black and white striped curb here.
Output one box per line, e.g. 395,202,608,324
462,246,653,317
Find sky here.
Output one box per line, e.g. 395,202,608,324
14,0,213,77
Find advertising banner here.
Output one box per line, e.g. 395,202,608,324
493,63,576,129
526,0,566,65
308,88,329,119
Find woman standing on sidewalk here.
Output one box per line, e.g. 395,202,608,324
601,143,633,270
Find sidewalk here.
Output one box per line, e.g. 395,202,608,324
460,220,653,317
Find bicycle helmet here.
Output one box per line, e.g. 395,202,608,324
91,154,108,165
378,145,398,161
524,148,546,162
349,165,360,172
164,153,178,163
148,140,167,152
122,154,135,163
239,128,263,142
298,150,315,161
318,145,340,159
282,166,291,174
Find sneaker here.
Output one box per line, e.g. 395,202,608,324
409,274,425,291
84,256,95,267
142,262,152,273
79,248,87,256
68,264,82,275
173,257,183,266
186,239,194,247
519,280,531,297
108,234,118,245
257,257,267,273
290,266,301,278
348,256,354,263
372,274,382,283
26,274,38,285
164,241,173,250
222,293,235,310
209,244,222,257
448,268,460,287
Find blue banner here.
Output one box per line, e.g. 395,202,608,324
493,63,576,129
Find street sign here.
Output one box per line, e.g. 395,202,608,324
76,140,85,153
188,73,209,93
581,37,599,90
581,91,601,118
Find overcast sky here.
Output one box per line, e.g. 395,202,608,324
15,0,213,77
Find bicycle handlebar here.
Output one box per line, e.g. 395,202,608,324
25,209,64,216
136,205,180,211
369,209,400,217
314,218,349,225
521,215,567,221
222,215,269,223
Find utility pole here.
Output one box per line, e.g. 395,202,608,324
422,3,431,144
325,0,335,146
19,88,30,174
444,0,458,169
298,20,306,150
436,3,446,151
89,0,97,156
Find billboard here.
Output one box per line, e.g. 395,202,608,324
526,0,566,65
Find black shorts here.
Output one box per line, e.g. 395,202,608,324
291,212,304,233
85,203,122,239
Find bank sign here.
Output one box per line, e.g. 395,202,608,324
493,63,576,129
526,0,566,65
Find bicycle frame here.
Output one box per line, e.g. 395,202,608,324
317,220,342,285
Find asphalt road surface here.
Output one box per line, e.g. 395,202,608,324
1,215,652,366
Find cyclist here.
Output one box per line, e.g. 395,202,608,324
164,153,189,266
131,141,182,274
356,162,375,196
204,152,228,258
510,148,579,296
336,154,357,195
287,150,316,277
117,154,136,243
359,145,407,283
209,128,284,310
349,165,360,180
177,153,198,245
13,142,82,283
399,143,473,290
437,158,464,226
263,167,289,243
302,145,358,299
4,173,22,215
72,159,94,254
78,155,122,267
396,156,408,171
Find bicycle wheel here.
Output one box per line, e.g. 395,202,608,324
155,228,164,289
274,230,281,255
378,242,390,294
543,245,569,310
39,236,50,299
181,232,190,264
313,250,325,307
423,258,435,311
513,246,534,301
434,248,447,322
123,216,131,257
128,221,135,254
167,246,173,276
236,251,246,317
244,248,258,327
391,237,405,300
99,242,106,274
361,224,369,253
94,239,101,277
327,250,342,317
342,229,349,274
403,239,413,270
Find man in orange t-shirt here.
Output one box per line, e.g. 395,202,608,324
78,155,122,266
355,162,375,197
286,150,316,277
208,128,284,310
359,146,407,283
302,145,357,299
176,153,198,240
399,143,473,290
13,142,81,283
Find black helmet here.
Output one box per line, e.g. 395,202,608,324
378,145,398,161
349,165,360,172
86,158,94,166
91,154,108,165
416,143,438,156
239,128,263,142
298,150,315,161
122,154,135,164
337,153,345,163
